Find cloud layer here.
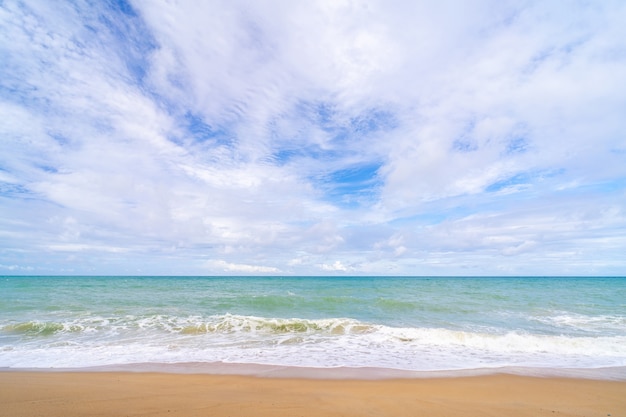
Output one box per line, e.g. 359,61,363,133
1,0,625,275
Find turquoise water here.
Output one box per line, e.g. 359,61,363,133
1,276,625,374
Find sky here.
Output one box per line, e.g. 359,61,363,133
1,0,626,276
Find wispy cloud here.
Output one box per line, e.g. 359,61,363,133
208,260,281,274
1,0,625,275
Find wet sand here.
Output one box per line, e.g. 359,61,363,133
1,371,625,417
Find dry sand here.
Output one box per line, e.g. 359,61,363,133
1,371,625,417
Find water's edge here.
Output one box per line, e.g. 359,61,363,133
2,362,625,381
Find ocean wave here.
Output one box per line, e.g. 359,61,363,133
3,321,78,336
380,326,626,356
2,313,625,370
3,314,625,355
178,315,376,335
532,312,626,335
0,315,377,337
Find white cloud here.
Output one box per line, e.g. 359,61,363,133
208,260,281,274
0,263,33,271
1,0,625,275
319,260,352,272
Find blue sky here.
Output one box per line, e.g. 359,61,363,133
1,0,625,275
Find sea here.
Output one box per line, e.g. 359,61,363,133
1,276,625,379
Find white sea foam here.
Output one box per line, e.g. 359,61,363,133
533,312,626,334
1,314,625,372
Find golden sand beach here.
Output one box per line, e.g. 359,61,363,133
1,372,624,417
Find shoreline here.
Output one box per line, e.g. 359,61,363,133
3,361,626,381
2,371,625,417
